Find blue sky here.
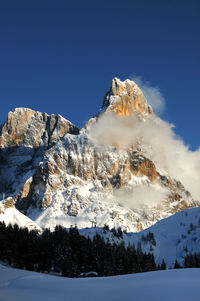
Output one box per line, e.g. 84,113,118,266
0,0,200,150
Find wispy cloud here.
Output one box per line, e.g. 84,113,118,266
130,74,165,115
88,77,200,201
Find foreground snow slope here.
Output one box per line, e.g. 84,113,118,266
0,264,199,301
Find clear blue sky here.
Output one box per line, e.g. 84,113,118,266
0,0,200,150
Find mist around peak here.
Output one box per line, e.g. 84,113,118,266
130,75,165,116
114,184,169,210
88,89,200,202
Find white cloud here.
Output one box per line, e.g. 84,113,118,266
88,110,200,201
114,184,169,210
130,75,165,115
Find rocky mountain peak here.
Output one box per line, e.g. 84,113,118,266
0,107,79,148
0,79,199,233
102,77,153,116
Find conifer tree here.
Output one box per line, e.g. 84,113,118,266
161,259,166,270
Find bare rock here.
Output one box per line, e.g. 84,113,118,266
102,77,153,116
0,108,79,148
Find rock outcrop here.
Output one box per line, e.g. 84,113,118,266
0,108,79,148
102,77,153,116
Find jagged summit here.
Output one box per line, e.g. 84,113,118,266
102,77,153,116
0,107,79,148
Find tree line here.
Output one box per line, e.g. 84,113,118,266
2,222,198,277
0,222,165,277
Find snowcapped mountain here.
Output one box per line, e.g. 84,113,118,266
0,78,199,231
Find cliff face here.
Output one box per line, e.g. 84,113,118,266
0,78,199,232
102,77,153,116
0,108,79,148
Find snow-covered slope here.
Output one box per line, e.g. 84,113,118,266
0,264,199,301
79,206,200,268
0,201,41,231
139,207,200,267
133,208,200,267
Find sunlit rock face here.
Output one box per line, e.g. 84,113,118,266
0,108,79,148
102,77,153,116
0,79,199,232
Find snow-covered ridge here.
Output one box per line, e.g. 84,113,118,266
0,204,41,231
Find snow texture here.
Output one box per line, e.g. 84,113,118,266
0,264,199,301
